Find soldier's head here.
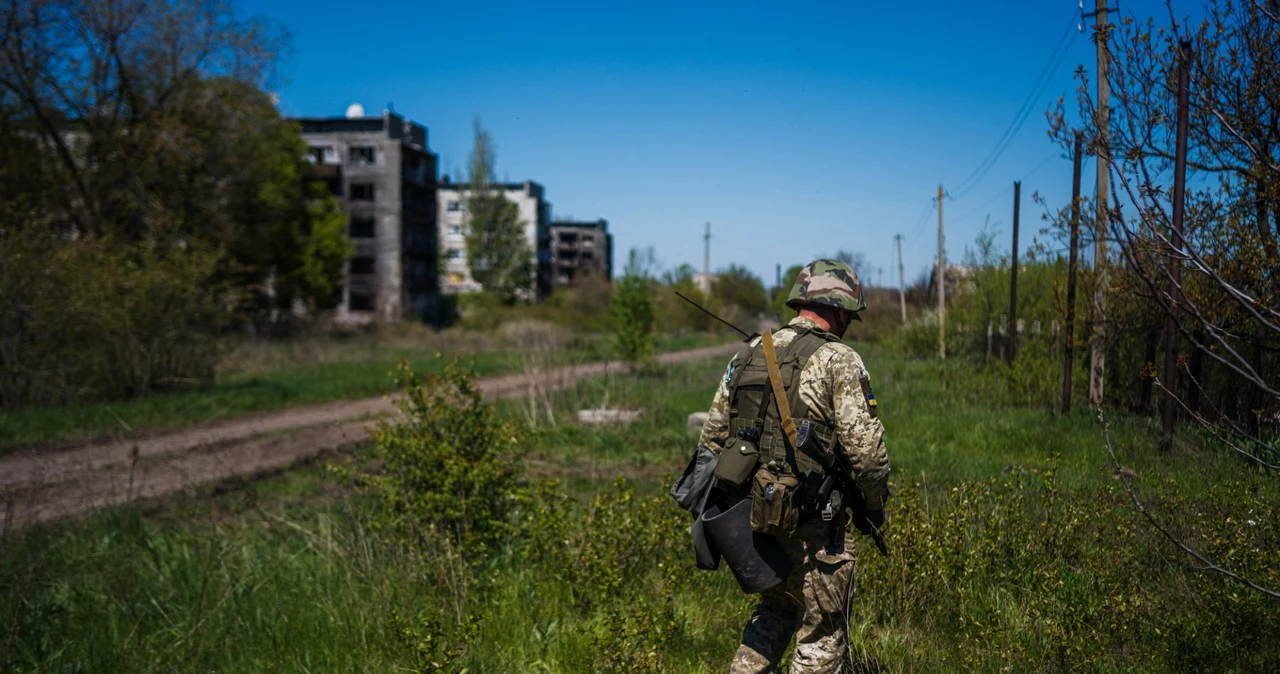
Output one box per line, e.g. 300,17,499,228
786,258,867,338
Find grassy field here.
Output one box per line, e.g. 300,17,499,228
0,328,724,453
2,349,1277,672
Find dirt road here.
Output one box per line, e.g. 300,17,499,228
0,343,738,532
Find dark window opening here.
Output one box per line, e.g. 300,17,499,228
349,217,376,238
350,257,376,274
350,183,375,201
348,293,374,312
349,146,375,165
309,146,334,164
447,200,462,212
325,179,342,196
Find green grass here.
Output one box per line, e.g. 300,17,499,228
2,350,1277,672
0,331,727,454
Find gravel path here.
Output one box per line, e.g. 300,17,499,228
0,343,738,532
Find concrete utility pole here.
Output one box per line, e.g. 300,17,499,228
1008,181,1021,365
937,184,946,360
896,234,907,324
776,263,781,291
1163,40,1193,442
1089,0,1111,405
1064,133,1084,413
877,267,883,289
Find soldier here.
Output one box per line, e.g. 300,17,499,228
698,259,890,674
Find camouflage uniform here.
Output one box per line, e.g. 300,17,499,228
699,261,889,674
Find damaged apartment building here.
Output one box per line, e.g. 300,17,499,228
295,106,441,324
436,179,554,300
548,219,612,288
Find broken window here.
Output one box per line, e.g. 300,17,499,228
348,293,374,312
447,200,462,212
349,146,375,165
350,183,375,201
349,217,376,238
350,257,376,274
446,248,465,260
447,224,462,236
309,146,335,164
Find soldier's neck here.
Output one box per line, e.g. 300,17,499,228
796,309,833,332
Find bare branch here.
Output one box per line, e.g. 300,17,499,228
1096,406,1280,600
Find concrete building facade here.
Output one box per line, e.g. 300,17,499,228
436,179,553,300
295,111,440,324
548,219,612,288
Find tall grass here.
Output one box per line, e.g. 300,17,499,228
2,352,1277,672
0,326,726,453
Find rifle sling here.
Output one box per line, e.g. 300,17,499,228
760,330,798,449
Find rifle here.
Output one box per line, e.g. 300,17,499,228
798,420,889,557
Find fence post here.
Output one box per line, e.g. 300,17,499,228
998,315,1008,361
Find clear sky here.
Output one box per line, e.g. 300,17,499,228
242,0,1190,290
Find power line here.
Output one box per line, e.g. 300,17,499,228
952,151,1064,227
951,12,1081,201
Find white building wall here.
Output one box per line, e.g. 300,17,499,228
437,183,541,296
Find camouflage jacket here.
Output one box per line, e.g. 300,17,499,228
698,316,891,510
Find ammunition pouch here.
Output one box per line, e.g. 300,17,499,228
749,463,801,537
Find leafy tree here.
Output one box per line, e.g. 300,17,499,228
611,249,655,367
1050,0,1280,598
711,264,768,315
0,0,351,403
464,118,533,305
772,263,806,322
658,262,712,331
0,0,349,320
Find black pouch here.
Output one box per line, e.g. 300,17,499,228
749,463,801,537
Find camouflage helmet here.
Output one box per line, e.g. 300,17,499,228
785,259,867,320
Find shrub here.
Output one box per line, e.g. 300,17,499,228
0,227,234,406
611,272,654,368
336,358,525,555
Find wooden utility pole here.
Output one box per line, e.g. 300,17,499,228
895,234,907,324
1064,133,1084,413
1163,40,1193,442
1089,0,1111,405
937,184,946,360
1008,181,1022,365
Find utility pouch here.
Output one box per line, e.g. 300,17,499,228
713,428,760,487
749,463,801,537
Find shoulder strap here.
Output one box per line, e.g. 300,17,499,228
761,330,798,449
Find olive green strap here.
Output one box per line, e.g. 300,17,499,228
760,330,799,448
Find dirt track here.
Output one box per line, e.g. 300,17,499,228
0,343,739,533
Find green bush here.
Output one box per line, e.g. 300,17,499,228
336,358,525,555
611,272,654,368
0,228,234,406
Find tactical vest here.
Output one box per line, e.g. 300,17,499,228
725,326,842,477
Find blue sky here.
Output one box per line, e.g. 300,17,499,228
243,0,1189,290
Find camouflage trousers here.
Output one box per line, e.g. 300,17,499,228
730,519,855,674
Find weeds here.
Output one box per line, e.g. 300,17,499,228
3,353,1278,672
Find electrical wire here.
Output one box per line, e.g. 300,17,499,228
950,12,1081,201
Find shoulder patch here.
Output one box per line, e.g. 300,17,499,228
857,366,879,418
